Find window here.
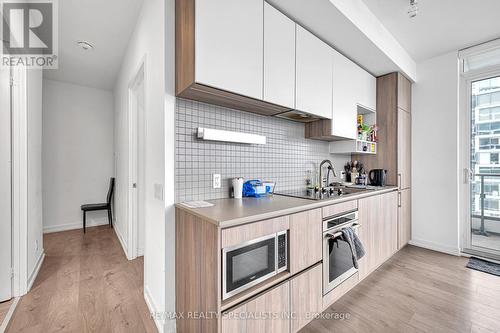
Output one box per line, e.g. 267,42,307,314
479,137,500,150
477,122,500,135
491,153,499,164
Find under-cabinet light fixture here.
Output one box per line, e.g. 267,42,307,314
197,127,266,145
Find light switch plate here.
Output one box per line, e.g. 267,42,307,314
154,183,164,200
213,174,221,189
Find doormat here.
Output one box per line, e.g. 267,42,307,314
466,257,500,277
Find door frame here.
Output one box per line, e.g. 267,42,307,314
459,64,500,259
0,67,13,301
10,66,29,296
127,57,147,260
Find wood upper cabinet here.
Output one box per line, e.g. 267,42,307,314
398,189,411,248
195,0,263,99
295,25,333,119
290,264,322,333
358,191,398,280
222,282,290,333
289,208,322,274
263,2,295,109
397,73,412,113
398,108,411,190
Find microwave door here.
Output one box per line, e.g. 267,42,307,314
223,235,276,299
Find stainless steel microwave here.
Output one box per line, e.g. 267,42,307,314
222,231,288,300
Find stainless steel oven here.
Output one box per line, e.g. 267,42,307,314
222,231,287,300
323,210,360,295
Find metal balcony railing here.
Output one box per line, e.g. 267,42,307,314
473,173,500,236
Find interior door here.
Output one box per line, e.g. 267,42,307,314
0,68,12,302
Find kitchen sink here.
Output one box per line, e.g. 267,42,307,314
275,186,375,201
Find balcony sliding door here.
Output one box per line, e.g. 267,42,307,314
463,74,500,259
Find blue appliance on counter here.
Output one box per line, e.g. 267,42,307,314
243,180,274,197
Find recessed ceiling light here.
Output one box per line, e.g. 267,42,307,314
77,41,94,51
408,0,418,18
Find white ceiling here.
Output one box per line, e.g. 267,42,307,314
362,0,500,62
268,0,415,79
43,0,144,90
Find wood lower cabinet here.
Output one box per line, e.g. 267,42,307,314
398,189,411,248
290,264,322,333
289,208,322,274
358,191,398,279
222,282,290,333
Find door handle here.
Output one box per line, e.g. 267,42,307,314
398,173,402,190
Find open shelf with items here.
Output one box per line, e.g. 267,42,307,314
330,139,377,155
330,104,377,154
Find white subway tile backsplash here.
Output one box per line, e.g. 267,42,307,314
175,98,348,202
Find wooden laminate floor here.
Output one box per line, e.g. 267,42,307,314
0,298,14,327
6,226,157,333
301,245,500,333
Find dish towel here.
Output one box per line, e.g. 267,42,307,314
341,227,366,269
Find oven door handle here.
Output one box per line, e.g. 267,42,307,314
324,223,361,239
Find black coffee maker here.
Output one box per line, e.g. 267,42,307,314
368,169,387,186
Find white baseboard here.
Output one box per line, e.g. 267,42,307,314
144,286,165,333
27,252,45,291
0,297,20,332
114,224,129,260
43,219,109,234
409,239,461,256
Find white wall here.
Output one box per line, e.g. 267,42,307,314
27,69,44,285
42,79,114,233
411,52,461,255
113,0,175,331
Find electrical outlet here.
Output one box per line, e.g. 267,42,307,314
213,174,221,189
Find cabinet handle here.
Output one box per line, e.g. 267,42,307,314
398,192,402,208
398,174,402,190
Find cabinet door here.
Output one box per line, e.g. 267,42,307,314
296,25,333,119
398,73,412,113
222,282,290,333
331,49,358,139
398,108,411,189
398,189,411,248
357,195,379,280
290,264,322,333
381,191,399,258
195,0,263,100
289,208,323,274
263,2,295,109
357,66,376,111
358,192,398,279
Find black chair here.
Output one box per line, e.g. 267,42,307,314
81,177,115,233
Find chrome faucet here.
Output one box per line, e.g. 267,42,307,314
319,160,337,190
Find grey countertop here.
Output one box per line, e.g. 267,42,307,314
176,186,398,228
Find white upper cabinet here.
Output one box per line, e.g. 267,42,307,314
195,0,263,100
354,64,376,112
295,25,333,119
332,49,358,139
263,2,295,109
